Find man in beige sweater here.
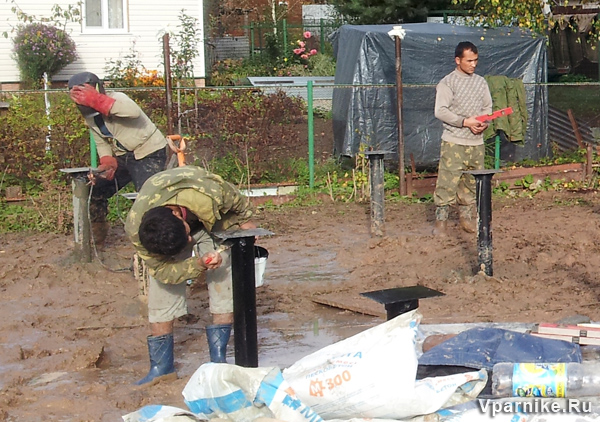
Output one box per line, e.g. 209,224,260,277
433,42,492,236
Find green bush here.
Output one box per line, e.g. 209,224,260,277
0,91,90,180
12,23,78,88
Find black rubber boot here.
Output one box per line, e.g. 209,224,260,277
206,324,232,363
135,333,177,386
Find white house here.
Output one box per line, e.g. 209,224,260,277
0,0,206,89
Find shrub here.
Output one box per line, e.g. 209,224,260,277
12,23,78,88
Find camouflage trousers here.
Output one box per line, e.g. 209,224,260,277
89,147,167,222
433,141,484,207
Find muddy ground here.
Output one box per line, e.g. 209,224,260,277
2,190,600,420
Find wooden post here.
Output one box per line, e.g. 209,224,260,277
567,109,584,149
394,36,406,196
586,143,593,180
163,34,174,136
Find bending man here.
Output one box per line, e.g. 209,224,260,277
68,72,167,246
124,166,256,386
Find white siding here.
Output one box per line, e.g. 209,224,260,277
0,0,205,86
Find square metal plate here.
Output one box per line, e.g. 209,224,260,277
360,285,444,306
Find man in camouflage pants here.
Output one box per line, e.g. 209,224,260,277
433,41,492,236
125,166,256,386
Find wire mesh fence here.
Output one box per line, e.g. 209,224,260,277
0,81,599,186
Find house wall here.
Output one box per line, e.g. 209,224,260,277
0,0,206,88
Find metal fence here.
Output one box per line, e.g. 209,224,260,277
0,82,598,186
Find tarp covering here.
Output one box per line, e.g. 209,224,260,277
330,23,548,168
419,327,582,370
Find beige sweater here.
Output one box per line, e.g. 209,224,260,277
84,92,167,160
434,69,492,146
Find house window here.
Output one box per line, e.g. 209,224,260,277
84,0,128,33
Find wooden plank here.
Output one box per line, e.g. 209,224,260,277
530,332,600,346
312,292,387,318
537,323,600,339
530,332,575,342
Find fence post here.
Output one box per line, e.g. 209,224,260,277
250,22,255,57
90,131,97,167
320,19,325,52
307,80,314,188
282,19,288,55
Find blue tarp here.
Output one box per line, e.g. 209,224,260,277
419,327,582,370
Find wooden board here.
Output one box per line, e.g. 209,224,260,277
536,323,600,339
530,332,600,346
312,292,387,318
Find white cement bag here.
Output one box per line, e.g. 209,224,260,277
122,405,202,422
182,363,323,422
283,310,487,420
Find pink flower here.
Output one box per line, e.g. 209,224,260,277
298,41,305,48
301,54,309,60
304,31,311,39
310,49,317,55
293,48,304,55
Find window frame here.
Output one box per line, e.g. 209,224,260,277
82,0,129,34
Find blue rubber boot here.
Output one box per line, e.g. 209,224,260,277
206,324,232,363
135,333,177,386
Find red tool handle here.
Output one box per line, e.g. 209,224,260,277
475,107,513,123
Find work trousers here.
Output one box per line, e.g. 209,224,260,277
433,141,484,207
148,230,233,324
89,147,167,222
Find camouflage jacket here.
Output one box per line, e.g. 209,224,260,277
124,166,254,284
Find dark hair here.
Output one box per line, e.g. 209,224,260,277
455,41,478,58
138,206,188,257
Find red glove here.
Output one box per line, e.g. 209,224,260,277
97,155,118,181
70,84,116,115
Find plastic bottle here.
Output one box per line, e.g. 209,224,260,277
492,362,600,398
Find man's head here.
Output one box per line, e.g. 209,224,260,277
138,206,191,257
68,72,105,117
454,42,478,75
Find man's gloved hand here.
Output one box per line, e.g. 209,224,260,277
199,251,222,270
70,84,116,116
93,155,118,182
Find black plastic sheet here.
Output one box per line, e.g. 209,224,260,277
330,23,548,168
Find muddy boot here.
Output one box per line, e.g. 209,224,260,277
135,334,177,386
206,324,232,363
91,221,110,248
459,205,477,234
432,206,448,237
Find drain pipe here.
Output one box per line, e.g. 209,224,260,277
215,228,274,368
365,151,391,237
466,169,502,276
